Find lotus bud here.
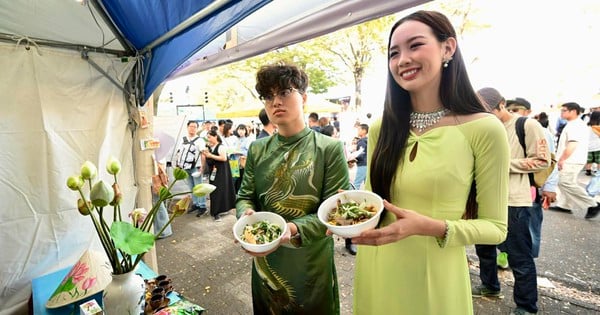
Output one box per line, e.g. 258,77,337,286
80,161,98,180
77,198,91,215
173,167,188,180
110,183,122,206
158,186,171,200
66,175,84,191
106,156,121,175
90,180,114,207
173,196,191,216
192,183,216,197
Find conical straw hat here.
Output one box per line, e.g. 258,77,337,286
46,249,112,308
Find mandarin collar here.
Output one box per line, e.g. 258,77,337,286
275,127,311,144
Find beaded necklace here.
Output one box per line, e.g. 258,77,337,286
409,108,450,133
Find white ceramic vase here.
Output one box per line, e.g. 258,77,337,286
103,271,145,315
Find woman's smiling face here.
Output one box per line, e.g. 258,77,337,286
388,20,448,94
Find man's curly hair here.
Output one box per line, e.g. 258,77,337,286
255,62,309,98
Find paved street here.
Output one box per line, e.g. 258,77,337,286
155,170,599,314
155,207,599,314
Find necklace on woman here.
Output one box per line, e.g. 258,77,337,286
409,108,450,132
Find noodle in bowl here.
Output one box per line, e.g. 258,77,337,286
317,190,384,238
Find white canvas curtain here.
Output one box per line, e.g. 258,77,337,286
0,42,136,312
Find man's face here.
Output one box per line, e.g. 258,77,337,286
561,107,577,120
261,87,306,128
187,122,198,135
507,105,530,117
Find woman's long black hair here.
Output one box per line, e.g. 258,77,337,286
370,11,485,218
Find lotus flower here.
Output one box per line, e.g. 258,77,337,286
67,158,217,274
193,183,216,197
129,208,148,227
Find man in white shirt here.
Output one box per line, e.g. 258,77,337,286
552,102,600,219
175,120,207,214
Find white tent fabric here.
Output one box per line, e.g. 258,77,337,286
0,42,136,312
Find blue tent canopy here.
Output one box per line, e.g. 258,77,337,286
100,0,271,102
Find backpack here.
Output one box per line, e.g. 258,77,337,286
176,136,200,170
515,117,556,188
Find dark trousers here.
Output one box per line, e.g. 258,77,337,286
476,206,538,313
529,202,543,258
474,244,501,291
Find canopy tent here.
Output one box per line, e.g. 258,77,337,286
0,0,426,312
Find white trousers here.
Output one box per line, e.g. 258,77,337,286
557,163,597,212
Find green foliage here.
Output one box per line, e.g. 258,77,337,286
312,15,395,109
110,221,155,255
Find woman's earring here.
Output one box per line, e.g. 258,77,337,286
443,56,453,68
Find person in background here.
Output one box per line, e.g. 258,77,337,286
318,116,330,129
320,124,336,137
236,63,350,314
584,111,600,176
535,112,558,213
308,112,321,132
343,123,367,254
550,102,600,219
202,130,236,221
332,115,340,134
474,88,549,315
217,119,227,136
222,121,242,190
506,97,532,116
257,108,276,139
198,120,213,139
350,11,509,315
233,124,251,192
175,120,207,215
353,124,369,190
246,122,257,142
496,97,545,267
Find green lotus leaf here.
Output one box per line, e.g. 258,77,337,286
110,221,155,255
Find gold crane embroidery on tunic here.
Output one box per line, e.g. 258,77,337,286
261,148,319,218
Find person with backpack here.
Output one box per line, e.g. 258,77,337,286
508,98,557,261
474,88,550,315
175,120,207,215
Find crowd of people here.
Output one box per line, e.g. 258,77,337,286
151,9,598,315
162,108,368,227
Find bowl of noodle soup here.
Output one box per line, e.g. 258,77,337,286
318,190,384,238
233,212,288,253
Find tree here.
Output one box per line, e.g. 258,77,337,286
314,15,395,111
190,44,343,113
425,0,491,64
